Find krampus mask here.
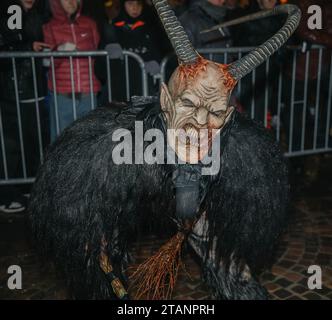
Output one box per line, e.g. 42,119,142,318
156,0,300,162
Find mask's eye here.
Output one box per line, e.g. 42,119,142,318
181,99,195,108
210,110,224,117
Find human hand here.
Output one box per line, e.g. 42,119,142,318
105,43,123,59
33,41,51,52
57,42,77,51
144,60,161,76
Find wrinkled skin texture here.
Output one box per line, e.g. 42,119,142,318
160,58,236,162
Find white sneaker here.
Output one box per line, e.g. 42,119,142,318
0,201,26,213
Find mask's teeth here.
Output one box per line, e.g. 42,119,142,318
187,127,199,141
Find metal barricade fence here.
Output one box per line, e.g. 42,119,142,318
0,50,148,185
0,46,331,186
161,45,332,158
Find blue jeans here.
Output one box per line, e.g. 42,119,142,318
49,92,96,142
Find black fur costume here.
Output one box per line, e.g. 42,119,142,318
29,97,289,299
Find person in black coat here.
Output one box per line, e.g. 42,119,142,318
0,0,49,101
179,0,232,62
232,0,283,47
95,0,168,103
0,0,49,213
112,0,163,62
229,0,285,125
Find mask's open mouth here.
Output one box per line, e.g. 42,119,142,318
168,124,220,163
178,124,210,148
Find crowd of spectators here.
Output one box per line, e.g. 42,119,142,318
0,0,332,212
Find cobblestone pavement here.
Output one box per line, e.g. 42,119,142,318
0,156,331,300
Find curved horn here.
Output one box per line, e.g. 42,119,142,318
151,0,199,64
227,4,301,80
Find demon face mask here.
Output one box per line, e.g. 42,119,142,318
161,59,236,162
153,0,301,163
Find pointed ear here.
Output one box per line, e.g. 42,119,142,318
160,83,173,113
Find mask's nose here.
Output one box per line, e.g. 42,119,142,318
194,108,208,126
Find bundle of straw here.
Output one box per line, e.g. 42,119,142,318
129,231,186,300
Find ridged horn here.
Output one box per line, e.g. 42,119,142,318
151,0,199,64
225,4,301,80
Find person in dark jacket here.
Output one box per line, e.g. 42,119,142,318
95,0,166,103
230,0,285,125
112,0,163,62
0,0,49,213
179,0,232,62
0,0,49,102
232,0,282,47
